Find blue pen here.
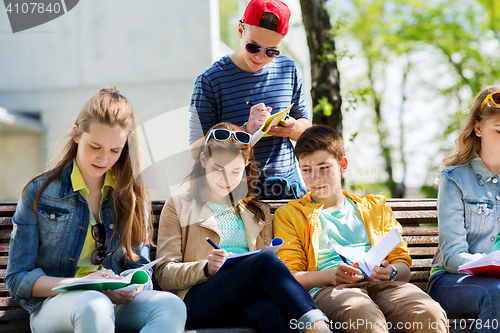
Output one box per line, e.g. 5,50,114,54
206,237,220,250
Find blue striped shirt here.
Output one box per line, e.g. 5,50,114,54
188,55,308,178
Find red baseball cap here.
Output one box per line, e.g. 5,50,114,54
241,0,291,36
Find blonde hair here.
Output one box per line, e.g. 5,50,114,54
27,87,152,260
444,85,500,167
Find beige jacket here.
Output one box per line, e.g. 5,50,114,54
155,193,273,300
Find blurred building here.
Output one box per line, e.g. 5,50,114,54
0,0,310,200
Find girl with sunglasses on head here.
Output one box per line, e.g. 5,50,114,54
5,87,186,333
188,0,310,200
428,86,500,332
156,122,330,333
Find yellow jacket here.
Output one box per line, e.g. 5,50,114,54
273,191,411,273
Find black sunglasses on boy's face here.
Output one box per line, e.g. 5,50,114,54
240,22,281,58
245,42,280,58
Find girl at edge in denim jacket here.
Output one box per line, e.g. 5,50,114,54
428,86,500,332
5,87,186,333
155,122,331,333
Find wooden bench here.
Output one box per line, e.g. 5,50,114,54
0,199,472,333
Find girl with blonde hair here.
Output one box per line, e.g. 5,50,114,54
429,85,500,332
6,87,186,333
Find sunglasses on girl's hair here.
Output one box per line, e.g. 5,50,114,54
91,223,106,266
204,129,252,146
479,91,500,115
245,42,280,58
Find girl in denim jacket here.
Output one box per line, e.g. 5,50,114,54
6,87,186,333
429,86,500,332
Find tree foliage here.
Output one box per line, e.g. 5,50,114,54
324,0,500,197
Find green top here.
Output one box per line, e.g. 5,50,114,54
309,197,371,297
207,202,249,254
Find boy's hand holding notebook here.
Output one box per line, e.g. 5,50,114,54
330,228,403,276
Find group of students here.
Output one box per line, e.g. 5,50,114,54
5,0,500,332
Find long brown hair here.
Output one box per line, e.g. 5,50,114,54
185,122,265,221
444,85,500,167
27,87,152,260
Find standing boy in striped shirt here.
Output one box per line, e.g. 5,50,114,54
188,0,310,199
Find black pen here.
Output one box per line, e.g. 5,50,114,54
206,237,220,250
339,254,351,266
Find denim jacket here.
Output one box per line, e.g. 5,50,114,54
6,164,152,313
432,154,500,274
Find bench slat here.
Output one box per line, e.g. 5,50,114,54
402,226,439,236
0,217,12,226
411,259,433,269
0,230,12,240
0,203,17,218
0,297,20,307
409,247,437,257
0,323,30,333
387,200,436,210
403,235,439,246
394,210,437,223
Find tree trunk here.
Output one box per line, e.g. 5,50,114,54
366,58,398,198
299,0,342,136
397,57,410,198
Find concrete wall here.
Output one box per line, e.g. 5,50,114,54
0,0,221,200
0,134,42,200
0,0,310,200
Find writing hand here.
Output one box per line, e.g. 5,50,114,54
247,103,271,134
207,249,229,276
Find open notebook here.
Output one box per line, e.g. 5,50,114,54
458,251,500,277
330,228,403,276
52,256,165,292
215,238,283,274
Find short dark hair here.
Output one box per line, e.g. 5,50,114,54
294,125,344,162
259,12,279,31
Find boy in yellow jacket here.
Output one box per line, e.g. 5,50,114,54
274,125,448,333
